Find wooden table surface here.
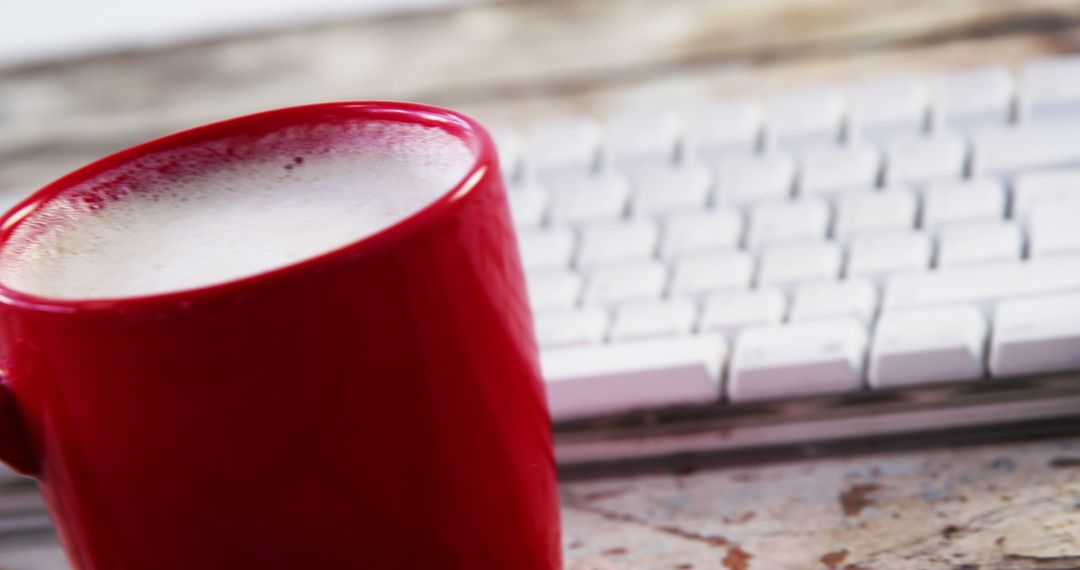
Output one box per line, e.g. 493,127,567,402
3,0,1080,568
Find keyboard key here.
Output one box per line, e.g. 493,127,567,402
936,222,1023,268
507,182,548,228
746,198,830,248
605,108,681,169
542,335,726,420
534,308,609,348
631,164,712,217
669,251,754,297
526,117,602,177
1020,55,1080,123
526,270,582,310
990,292,1080,377
1027,202,1080,258
1012,166,1080,222
491,127,525,182
846,231,931,279
684,100,762,158
610,299,698,341
714,153,795,205
833,190,918,239
883,254,1080,311
700,288,786,337
764,88,845,149
728,318,867,402
576,219,659,269
756,242,842,287
933,65,1013,133
848,76,928,142
921,178,1006,230
798,143,880,196
884,134,967,186
548,175,630,226
790,279,878,323
660,209,744,258
869,305,986,388
518,228,576,270
584,261,667,306
972,120,1080,176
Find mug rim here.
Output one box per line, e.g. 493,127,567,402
0,101,497,314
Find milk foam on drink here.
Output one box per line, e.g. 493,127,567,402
0,120,475,300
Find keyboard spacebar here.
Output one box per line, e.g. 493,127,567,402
541,335,726,422
883,255,1080,311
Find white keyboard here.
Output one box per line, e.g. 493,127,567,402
494,55,1080,467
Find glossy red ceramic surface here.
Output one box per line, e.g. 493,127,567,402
0,102,561,569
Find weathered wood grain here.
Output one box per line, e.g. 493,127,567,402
561,436,1080,569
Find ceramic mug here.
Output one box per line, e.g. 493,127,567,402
0,102,561,569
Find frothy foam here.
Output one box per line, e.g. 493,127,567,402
0,120,475,300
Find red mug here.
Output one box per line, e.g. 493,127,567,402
0,102,561,569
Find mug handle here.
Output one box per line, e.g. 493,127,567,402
0,377,38,476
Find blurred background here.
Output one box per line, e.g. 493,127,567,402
4,0,1078,201
1,0,478,66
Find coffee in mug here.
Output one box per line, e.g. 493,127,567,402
1,120,472,299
